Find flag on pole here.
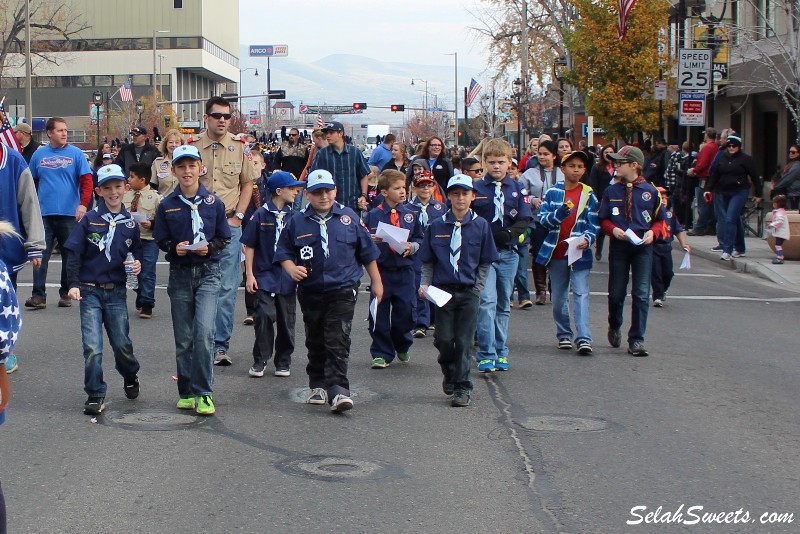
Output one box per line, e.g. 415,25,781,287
465,78,483,107
617,0,637,40
119,80,133,102
0,102,21,152
316,114,324,128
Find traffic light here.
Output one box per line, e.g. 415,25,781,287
352,102,367,110
390,104,405,112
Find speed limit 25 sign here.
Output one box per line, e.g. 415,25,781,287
678,49,712,91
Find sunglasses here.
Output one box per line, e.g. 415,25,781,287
726,143,739,148
208,112,232,120
289,133,299,137
466,168,483,173
789,150,799,154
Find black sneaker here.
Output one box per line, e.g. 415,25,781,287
123,376,139,399
710,244,722,251
84,396,105,415
607,327,621,348
442,378,455,396
576,341,593,355
139,306,153,319
451,391,471,407
248,362,267,377
558,338,572,350
627,341,649,357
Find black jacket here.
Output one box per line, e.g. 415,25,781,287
20,140,41,163
115,142,161,173
706,150,762,195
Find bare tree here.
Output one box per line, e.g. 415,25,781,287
0,0,89,77
727,0,800,144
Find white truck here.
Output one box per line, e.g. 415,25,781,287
365,124,391,154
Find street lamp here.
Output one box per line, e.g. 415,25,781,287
239,67,258,114
92,90,103,148
512,78,524,160
553,57,568,138
136,100,144,126
153,29,170,104
411,78,429,115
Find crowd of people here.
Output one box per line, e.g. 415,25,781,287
0,98,792,428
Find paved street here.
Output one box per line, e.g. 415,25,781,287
4,246,799,533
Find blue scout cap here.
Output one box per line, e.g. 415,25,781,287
446,174,475,191
96,164,126,186
268,171,305,192
306,169,336,192
172,145,202,164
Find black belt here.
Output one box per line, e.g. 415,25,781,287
438,284,474,292
81,282,119,289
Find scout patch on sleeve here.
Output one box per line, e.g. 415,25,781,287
642,210,651,223
642,192,652,202
340,214,352,225
403,213,414,223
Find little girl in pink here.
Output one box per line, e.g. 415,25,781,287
768,195,790,264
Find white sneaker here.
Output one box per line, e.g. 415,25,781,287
307,388,328,405
330,394,354,413
653,299,663,307
720,252,732,261
732,250,746,258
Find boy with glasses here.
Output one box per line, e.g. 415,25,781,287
598,145,665,357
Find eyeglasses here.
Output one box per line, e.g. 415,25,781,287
465,168,483,173
208,112,232,120
613,161,633,167
726,143,739,148
428,144,442,148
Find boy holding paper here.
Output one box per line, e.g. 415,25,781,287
650,186,691,308
535,152,599,355
598,145,665,357
419,174,498,407
365,170,423,368
153,145,231,415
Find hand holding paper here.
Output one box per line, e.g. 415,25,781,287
679,248,691,270
181,240,209,251
624,228,644,245
375,222,410,254
564,236,586,266
422,285,453,307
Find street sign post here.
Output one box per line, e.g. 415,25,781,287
654,80,668,101
677,48,712,91
678,92,707,126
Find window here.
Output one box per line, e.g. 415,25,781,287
174,0,183,7
76,76,93,87
95,75,113,87
131,74,151,86
36,76,57,87
757,0,776,39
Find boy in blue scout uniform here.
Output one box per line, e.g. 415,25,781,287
419,174,499,407
365,169,424,368
651,186,691,307
275,169,383,413
63,164,143,416
152,145,231,416
598,145,665,357
469,139,532,372
408,174,446,338
242,171,304,378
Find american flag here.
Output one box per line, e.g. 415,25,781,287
465,78,482,107
119,80,133,102
0,102,21,152
316,114,324,128
617,0,637,40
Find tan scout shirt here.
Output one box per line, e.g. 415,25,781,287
189,131,257,213
123,185,161,240
151,157,177,196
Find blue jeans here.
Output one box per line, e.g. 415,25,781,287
168,262,221,397
547,259,592,344
136,239,159,308
477,248,518,361
694,186,717,232
513,245,531,302
214,223,241,352
714,189,748,254
79,284,140,396
33,215,76,299
608,240,653,344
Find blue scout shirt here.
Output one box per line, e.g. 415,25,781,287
471,174,533,243
654,207,684,244
152,184,231,265
240,201,297,295
365,202,423,270
408,198,446,229
63,203,142,286
274,202,380,292
598,180,665,235
419,209,499,287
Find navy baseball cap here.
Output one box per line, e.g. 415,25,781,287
268,171,305,192
130,126,147,136
321,121,345,133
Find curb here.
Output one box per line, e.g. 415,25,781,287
683,243,799,290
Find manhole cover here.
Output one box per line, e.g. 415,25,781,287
104,409,208,431
276,455,398,482
517,414,608,433
288,384,378,404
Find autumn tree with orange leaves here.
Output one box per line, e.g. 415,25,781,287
564,0,672,141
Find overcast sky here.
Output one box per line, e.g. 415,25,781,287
239,0,491,70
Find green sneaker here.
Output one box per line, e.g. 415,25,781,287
371,357,389,369
196,395,215,415
176,397,196,410
397,351,410,362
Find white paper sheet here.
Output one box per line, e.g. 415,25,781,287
679,249,691,270
624,228,644,245
130,212,149,224
369,296,379,331
181,240,209,251
422,285,453,308
375,222,410,254
564,236,585,266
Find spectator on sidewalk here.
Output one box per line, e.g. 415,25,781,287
687,128,718,236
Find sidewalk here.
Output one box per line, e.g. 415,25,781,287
680,233,800,293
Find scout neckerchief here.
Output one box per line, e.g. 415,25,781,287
178,194,205,244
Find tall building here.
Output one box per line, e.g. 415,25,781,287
2,0,240,144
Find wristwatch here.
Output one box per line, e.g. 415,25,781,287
235,212,245,220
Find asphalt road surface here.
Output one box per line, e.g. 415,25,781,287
3,250,798,533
